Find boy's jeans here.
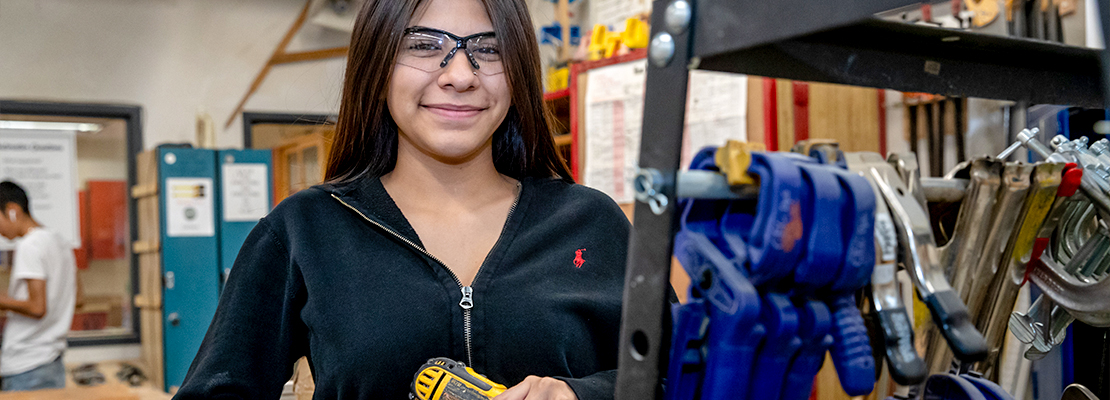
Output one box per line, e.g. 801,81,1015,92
1,355,65,391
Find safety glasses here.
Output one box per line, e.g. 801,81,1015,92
397,27,504,76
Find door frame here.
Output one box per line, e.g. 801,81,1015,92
0,100,143,346
241,111,334,149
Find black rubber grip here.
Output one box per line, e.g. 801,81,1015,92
923,290,989,361
877,308,927,385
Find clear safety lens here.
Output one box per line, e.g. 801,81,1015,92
397,30,503,76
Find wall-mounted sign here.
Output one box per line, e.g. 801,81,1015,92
166,177,215,237
0,129,79,250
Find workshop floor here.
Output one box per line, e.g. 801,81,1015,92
0,359,173,400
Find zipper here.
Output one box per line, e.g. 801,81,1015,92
331,184,520,367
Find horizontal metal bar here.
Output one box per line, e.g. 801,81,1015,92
676,170,969,203
921,177,969,203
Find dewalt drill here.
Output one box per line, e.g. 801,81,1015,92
410,357,507,400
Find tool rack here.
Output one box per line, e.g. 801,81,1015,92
615,0,1110,398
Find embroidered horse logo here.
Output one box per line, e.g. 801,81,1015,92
574,249,586,268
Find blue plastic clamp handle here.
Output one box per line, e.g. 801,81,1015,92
793,163,846,291
721,151,807,286
828,294,877,396
676,147,765,400
779,300,835,400
746,293,803,400
922,374,989,400
664,299,708,400
961,374,1015,400
700,304,765,400
675,230,763,400
829,168,877,293
676,148,757,316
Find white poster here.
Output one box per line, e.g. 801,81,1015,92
589,0,651,30
166,178,215,237
583,62,748,204
584,60,647,204
221,163,269,222
0,129,79,250
682,70,748,168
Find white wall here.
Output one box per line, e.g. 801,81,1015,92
0,0,347,150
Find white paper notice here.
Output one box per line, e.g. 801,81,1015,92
166,178,215,237
584,60,647,204
0,129,80,250
682,70,748,168
589,0,651,29
222,163,270,222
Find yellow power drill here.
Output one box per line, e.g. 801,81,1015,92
410,357,507,400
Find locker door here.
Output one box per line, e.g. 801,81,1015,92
158,147,220,392
217,149,273,287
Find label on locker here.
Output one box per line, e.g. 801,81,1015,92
166,177,215,237
222,163,269,222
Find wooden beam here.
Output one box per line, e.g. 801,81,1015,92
557,0,571,62
271,46,349,65
225,0,315,129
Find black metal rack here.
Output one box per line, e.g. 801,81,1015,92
614,0,1110,398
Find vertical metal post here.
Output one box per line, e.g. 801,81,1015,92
954,98,966,163
1078,1,1110,395
614,0,694,398
1100,0,1110,110
909,103,919,156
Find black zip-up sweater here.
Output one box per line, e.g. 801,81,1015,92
174,176,630,399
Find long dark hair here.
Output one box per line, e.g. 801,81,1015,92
324,0,572,184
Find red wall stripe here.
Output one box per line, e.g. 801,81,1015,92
763,78,779,151
793,81,810,142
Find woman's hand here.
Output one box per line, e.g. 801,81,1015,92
493,376,578,400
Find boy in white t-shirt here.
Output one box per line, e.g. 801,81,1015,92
0,181,76,391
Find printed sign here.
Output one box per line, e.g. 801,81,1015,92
0,129,79,250
221,163,269,222
166,178,215,237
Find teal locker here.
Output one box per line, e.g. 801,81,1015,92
216,149,272,287
158,147,220,392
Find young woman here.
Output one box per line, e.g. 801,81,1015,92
174,0,629,398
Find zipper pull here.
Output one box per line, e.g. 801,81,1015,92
460,286,474,310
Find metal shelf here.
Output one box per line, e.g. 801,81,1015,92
696,19,1103,108
615,0,1110,398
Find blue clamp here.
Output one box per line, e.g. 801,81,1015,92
793,163,846,291
826,168,879,397
747,293,803,400
829,168,877,292
721,151,807,286
671,147,764,400
779,299,834,400
664,297,707,400
827,294,877,396
921,374,989,400
797,155,879,396
960,374,1014,400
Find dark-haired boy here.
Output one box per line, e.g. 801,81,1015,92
0,181,76,391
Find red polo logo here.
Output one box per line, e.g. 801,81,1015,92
574,249,586,268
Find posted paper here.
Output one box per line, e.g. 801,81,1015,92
166,177,215,237
0,129,79,250
222,163,270,222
